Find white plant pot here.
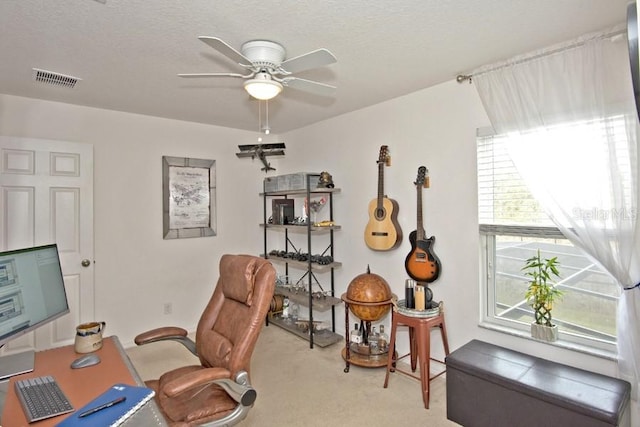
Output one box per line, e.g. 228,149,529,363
531,322,558,342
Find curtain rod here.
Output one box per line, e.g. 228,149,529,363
456,25,626,84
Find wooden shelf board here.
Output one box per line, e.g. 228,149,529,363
274,286,342,312
268,315,343,348
261,224,342,232
341,347,394,368
261,188,341,197
262,256,342,272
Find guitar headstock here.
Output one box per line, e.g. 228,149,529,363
415,166,429,188
378,145,391,167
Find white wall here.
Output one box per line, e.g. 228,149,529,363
0,79,618,378
0,93,272,345
282,80,618,377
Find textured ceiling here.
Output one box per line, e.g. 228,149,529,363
0,0,631,133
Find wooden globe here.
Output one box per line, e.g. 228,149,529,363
345,270,393,321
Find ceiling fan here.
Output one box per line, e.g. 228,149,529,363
179,37,337,100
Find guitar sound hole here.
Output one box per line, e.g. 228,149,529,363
375,208,386,220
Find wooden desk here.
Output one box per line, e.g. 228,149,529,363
1,336,167,427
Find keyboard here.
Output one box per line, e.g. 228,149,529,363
14,375,74,423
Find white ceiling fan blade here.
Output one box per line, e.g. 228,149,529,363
197,36,252,67
280,48,337,74
281,77,336,96
178,72,252,78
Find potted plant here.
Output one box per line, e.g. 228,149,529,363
523,249,563,342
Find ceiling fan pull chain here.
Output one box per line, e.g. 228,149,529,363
265,100,270,134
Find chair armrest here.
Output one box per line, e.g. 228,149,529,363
162,368,257,406
213,371,257,407
200,371,257,427
163,367,231,396
134,326,197,356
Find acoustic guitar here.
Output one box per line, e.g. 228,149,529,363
405,166,441,282
364,145,402,251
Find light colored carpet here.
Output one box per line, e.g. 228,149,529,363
126,325,459,426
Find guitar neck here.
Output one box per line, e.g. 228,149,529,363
416,185,425,240
377,161,384,208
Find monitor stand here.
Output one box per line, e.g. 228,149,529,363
0,350,35,381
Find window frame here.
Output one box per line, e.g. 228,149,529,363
479,225,618,359
477,122,622,359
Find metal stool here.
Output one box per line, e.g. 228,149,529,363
383,306,450,409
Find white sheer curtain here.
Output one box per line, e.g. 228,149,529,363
474,24,640,413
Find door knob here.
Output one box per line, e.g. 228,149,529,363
81,259,92,267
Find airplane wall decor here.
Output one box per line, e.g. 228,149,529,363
236,143,285,172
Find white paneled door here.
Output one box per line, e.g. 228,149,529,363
0,136,94,353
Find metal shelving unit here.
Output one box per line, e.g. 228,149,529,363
261,174,342,348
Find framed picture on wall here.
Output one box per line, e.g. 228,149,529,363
162,156,217,239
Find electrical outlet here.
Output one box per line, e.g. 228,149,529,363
163,303,172,315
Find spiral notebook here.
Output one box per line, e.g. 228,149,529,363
56,383,155,427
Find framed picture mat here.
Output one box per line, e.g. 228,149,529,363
162,156,217,239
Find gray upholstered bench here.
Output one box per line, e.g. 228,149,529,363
445,339,630,427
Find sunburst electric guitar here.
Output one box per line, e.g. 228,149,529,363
405,166,441,282
364,146,402,251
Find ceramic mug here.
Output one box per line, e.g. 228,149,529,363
74,321,106,353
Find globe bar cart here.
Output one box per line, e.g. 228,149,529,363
341,269,396,372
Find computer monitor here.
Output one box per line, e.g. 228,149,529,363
0,244,70,379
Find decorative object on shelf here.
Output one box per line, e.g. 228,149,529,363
268,250,333,265
523,249,563,342
269,294,285,313
317,171,335,188
405,166,441,282
415,285,426,310
305,196,327,225
314,220,335,227
364,145,403,251
403,277,438,311
162,156,216,239
263,172,318,193
272,199,294,225
295,319,326,333
404,279,416,309
350,323,362,344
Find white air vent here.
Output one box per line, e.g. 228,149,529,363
32,68,81,88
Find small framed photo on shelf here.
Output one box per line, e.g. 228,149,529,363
272,199,294,225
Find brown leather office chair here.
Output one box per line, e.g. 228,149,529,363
134,254,276,426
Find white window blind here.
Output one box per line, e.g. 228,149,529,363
478,115,634,230
477,131,555,230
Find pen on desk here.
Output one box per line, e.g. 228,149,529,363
78,396,126,418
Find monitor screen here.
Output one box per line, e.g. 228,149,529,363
0,244,69,377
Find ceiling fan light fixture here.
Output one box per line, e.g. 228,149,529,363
244,73,283,100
